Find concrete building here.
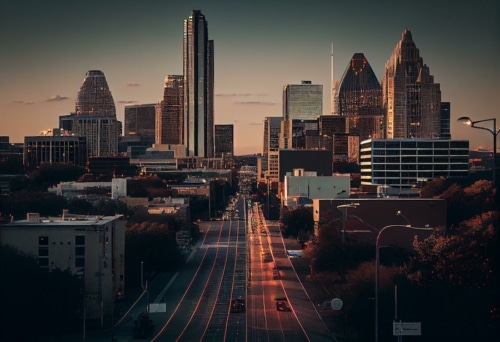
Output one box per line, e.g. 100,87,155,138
24,133,87,171
73,70,122,157
313,198,446,243
0,214,125,327
283,170,350,207
359,139,469,188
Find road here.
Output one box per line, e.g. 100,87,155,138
79,199,334,341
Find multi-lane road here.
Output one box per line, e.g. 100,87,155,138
108,199,334,341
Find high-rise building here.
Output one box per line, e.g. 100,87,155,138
156,75,184,146
318,115,347,136
214,124,234,158
280,118,318,149
334,53,384,141
382,29,441,139
263,117,282,182
124,104,156,147
440,102,451,140
283,81,323,120
73,70,121,157
183,10,214,158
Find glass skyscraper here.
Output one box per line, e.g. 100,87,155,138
183,10,214,158
283,81,323,120
334,53,384,141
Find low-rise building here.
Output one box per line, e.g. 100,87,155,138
0,213,125,327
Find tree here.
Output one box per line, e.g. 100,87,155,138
0,245,82,340
280,207,313,237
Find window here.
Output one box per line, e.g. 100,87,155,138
75,235,85,245
39,236,49,245
38,247,49,257
75,247,85,256
75,258,85,268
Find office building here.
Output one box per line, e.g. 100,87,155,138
382,29,441,139
359,139,469,187
283,80,323,120
24,134,87,171
214,124,234,158
318,115,347,137
262,117,282,182
334,53,384,141
440,102,451,140
183,10,214,158
124,104,156,147
73,70,121,157
156,75,184,146
280,118,318,149
0,214,125,327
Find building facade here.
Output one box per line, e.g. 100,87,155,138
24,134,87,171
183,10,214,158
382,30,441,139
283,80,323,120
73,70,121,157
0,214,125,326
214,124,234,158
124,104,156,147
359,139,469,187
334,53,384,141
156,75,184,146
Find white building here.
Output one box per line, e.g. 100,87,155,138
283,169,350,207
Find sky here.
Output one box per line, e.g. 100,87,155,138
0,0,499,155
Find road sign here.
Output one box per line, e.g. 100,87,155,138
393,322,421,336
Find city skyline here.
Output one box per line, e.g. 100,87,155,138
1,0,499,155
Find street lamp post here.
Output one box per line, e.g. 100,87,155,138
457,116,499,188
375,223,433,342
337,203,360,243
396,210,411,226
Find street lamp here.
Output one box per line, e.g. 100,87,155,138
457,116,499,188
375,224,433,342
337,203,360,243
396,210,411,227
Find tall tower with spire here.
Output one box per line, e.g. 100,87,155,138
74,70,121,157
382,29,441,139
183,10,214,157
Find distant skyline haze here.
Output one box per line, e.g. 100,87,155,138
0,0,499,155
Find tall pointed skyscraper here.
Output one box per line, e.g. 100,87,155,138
382,29,441,139
183,10,214,157
74,70,121,157
334,53,384,141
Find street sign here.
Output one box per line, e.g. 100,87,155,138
393,322,421,336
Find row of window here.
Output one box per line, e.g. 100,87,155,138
38,235,85,268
